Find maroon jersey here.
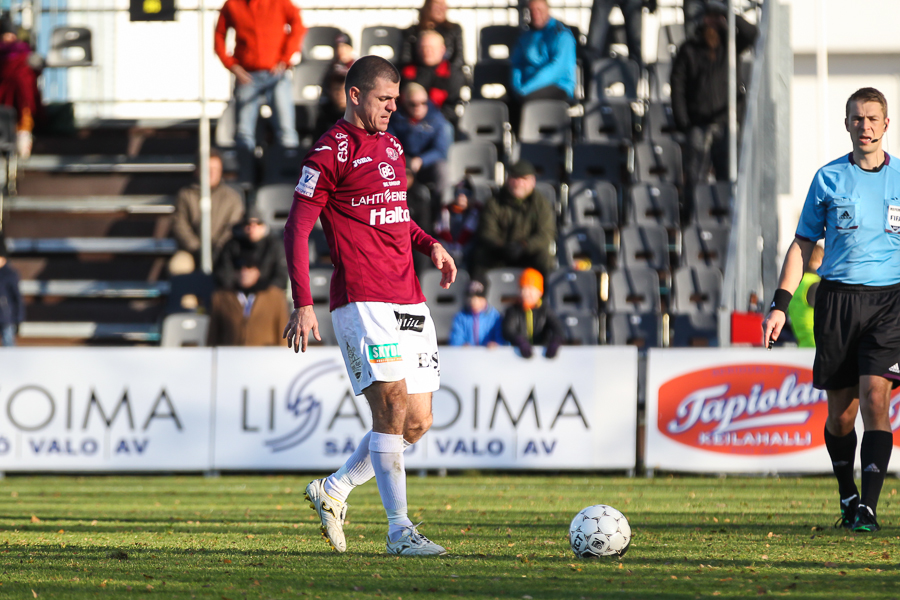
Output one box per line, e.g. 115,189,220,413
284,119,438,311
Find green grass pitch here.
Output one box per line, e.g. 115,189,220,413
1,474,899,599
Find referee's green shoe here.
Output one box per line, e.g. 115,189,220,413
851,505,881,533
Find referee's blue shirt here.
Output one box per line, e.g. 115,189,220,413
796,152,900,286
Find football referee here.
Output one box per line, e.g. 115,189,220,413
763,87,900,533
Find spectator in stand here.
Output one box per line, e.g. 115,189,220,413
0,17,40,159
208,253,289,346
449,280,505,347
587,0,656,67
434,177,480,268
670,1,757,200
502,268,564,358
788,243,824,349
0,233,23,346
510,0,576,127
470,160,555,282
400,30,464,125
214,0,305,179
314,69,348,141
170,149,245,272
400,0,465,71
388,82,452,209
215,207,288,292
325,32,356,81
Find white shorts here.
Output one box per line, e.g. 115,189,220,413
332,301,441,396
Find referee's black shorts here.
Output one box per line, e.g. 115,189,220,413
813,279,900,390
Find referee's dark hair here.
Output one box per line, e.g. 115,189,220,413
345,55,400,96
846,87,888,119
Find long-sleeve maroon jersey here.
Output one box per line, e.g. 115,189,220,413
284,119,438,311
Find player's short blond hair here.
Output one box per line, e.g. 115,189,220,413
846,87,888,120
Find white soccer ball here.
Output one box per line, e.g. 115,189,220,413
568,504,631,558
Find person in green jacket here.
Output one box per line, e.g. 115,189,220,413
787,243,823,347
469,159,556,282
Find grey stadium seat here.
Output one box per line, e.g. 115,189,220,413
548,268,600,316
589,57,639,102
472,61,512,102
671,312,718,347
606,266,661,313
448,141,498,185
486,268,523,312
559,312,600,345
161,313,210,347
478,25,520,61
582,101,633,142
361,26,404,63
559,225,607,270
301,26,345,63
628,182,679,229
255,183,295,232
681,224,730,270
569,179,619,228
571,142,625,188
634,139,683,186
515,142,562,183
421,269,471,344
308,268,337,345
671,266,722,314
458,100,510,152
606,311,661,347
692,181,733,226
535,182,559,216
519,99,571,145
619,224,670,271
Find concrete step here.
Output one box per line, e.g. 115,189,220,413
20,280,170,298
18,321,160,342
21,154,195,174
6,195,175,214
8,237,177,254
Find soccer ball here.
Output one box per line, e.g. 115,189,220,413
568,504,631,558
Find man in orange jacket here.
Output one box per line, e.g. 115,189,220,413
214,0,306,169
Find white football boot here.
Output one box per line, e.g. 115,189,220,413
304,479,348,552
385,523,448,556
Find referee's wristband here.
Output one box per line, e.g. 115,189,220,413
769,289,792,313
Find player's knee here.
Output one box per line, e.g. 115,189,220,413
826,413,856,436
405,413,432,441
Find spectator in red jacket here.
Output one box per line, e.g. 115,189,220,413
214,0,306,177
0,17,40,159
400,30,464,125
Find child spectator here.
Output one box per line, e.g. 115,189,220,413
449,280,505,347
0,233,23,346
434,178,480,268
503,268,565,358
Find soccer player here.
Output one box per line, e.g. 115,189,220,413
763,87,900,533
282,55,457,556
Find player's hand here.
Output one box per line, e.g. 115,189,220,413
409,156,423,173
231,64,253,85
761,310,786,350
431,243,457,288
270,61,287,76
283,305,321,353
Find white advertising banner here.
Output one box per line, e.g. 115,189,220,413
646,348,838,473
0,348,213,471
213,346,638,471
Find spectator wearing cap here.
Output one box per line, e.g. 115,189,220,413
449,280,506,347
0,16,41,159
434,177,481,268
388,82,452,211
502,268,565,359
207,253,289,346
470,159,555,282
215,207,288,292
214,0,305,179
400,29,464,125
671,0,757,204
170,148,245,273
0,233,23,346
400,0,465,71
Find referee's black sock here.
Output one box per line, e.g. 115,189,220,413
824,427,859,503
860,430,894,515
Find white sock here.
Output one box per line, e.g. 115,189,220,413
323,433,414,503
369,431,413,540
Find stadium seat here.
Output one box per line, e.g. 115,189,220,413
535,181,559,216
478,25,520,61
421,269,471,344
568,179,619,228
634,139,684,187
582,100,633,142
628,182,680,229
515,142,562,184
656,23,685,64
308,268,337,345
606,311,661,347
361,26,404,63
47,26,93,68
486,268,524,312
671,266,723,314
519,99,571,146
448,141,498,186
262,145,304,185
648,63,672,103
548,268,600,316
570,142,625,187
161,313,210,347
292,62,330,104
166,272,214,315
606,266,661,313
513,143,563,185
692,181,733,226
671,312,718,347
301,26,345,63
619,224,670,271
559,312,600,345
645,102,680,142
559,225,607,270
681,224,730,270
457,100,511,156
472,61,512,102
255,184,295,232
588,57,639,102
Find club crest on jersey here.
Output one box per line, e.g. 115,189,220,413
386,147,399,161
378,162,396,180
